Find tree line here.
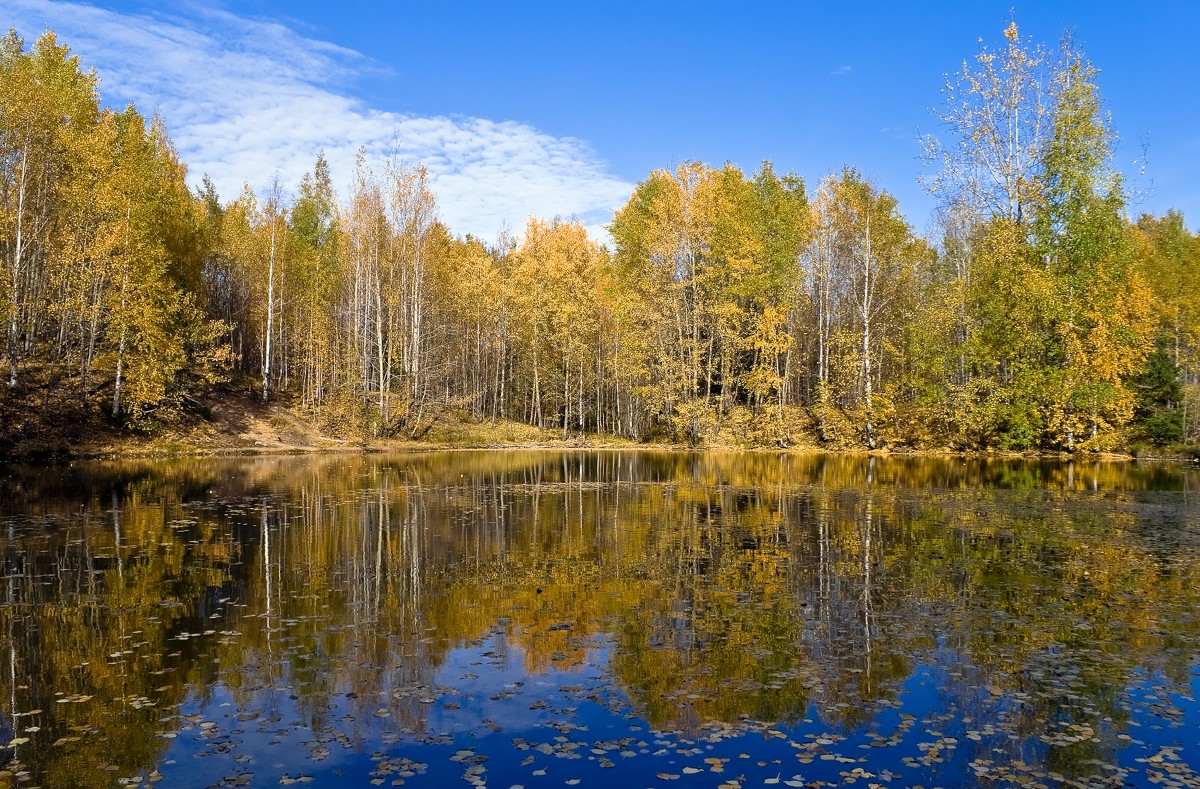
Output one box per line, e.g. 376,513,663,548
2,24,1198,451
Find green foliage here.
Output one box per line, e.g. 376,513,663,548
920,24,1159,452
2,25,1197,456
1130,339,1183,410
1128,338,1184,445
1137,410,1183,446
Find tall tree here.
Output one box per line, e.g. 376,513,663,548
385,162,437,433
99,108,224,420
809,169,923,448
509,217,608,435
923,21,1051,227
288,153,340,410
1133,211,1200,442
0,30,100,388
923,23,1154,449
610,161,808,444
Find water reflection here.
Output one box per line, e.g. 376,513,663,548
0,451,1197,787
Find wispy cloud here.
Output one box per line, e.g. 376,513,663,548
8,0,634,241
830,65,853,77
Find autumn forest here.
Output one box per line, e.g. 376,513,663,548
3,24,1199,454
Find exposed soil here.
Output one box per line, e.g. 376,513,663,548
0,369,1180,463
197,393,335,452
0,372,356,460
0,372,621,461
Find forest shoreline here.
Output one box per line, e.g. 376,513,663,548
4,383,1188,465
4,28,1199,460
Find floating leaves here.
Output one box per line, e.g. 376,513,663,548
2,453,1200,787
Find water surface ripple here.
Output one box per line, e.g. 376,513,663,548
0,451,1197,787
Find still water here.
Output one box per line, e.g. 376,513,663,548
0,451,1198,788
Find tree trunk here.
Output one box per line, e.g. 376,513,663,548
861,215,875,449
112,273,129,419
7,148,29,389
262,217,276,403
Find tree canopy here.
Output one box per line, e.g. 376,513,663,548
2,25,1197,452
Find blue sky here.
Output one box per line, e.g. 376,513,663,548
9,0,1200,241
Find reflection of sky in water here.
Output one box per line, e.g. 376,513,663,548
0,451,1198,786
151,634,1200,787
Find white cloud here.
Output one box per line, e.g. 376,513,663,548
830,65,853,77
7,0,633,242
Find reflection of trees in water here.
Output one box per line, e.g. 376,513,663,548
795,456,915,727
0,482,232,786
0,451,1197,784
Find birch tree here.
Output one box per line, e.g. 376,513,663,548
0,30,99,388
924,23,1154,449
289,154,340,410
811,169,922,448
385,162,437,432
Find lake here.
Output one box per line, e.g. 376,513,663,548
0,451,1198,788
